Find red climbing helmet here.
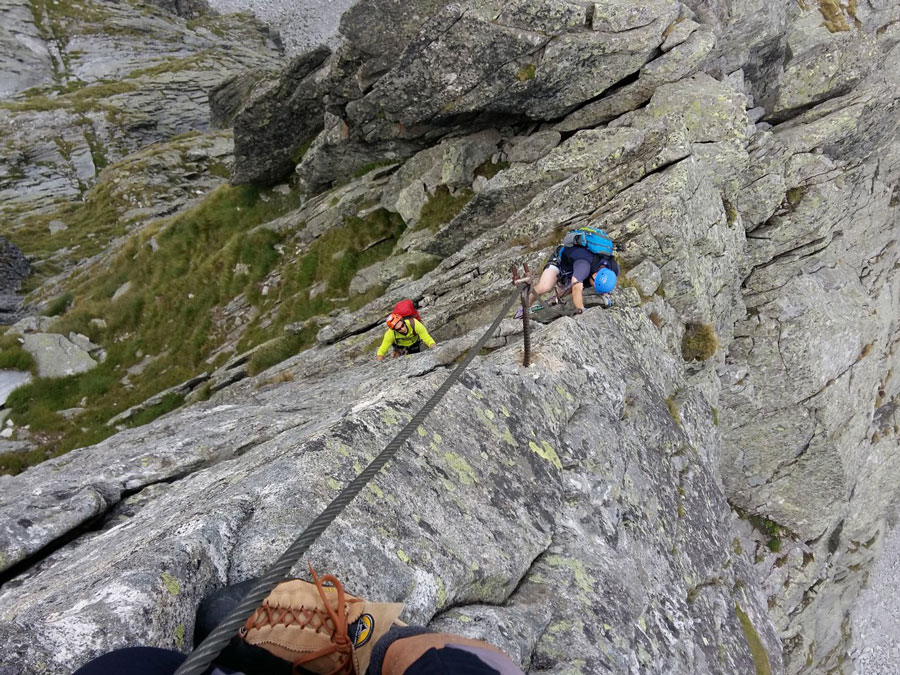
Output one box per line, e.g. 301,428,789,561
386,313,405,330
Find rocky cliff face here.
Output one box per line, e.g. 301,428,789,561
0,237,30,324
0,0,282,272
1,1,899,674
0,308,784,675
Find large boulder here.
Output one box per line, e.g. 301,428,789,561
229,46,331,185
347,0,679,127
295,0,683,190
20,334,98,378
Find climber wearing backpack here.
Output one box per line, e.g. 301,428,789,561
376,299,436,361
516,226,619,317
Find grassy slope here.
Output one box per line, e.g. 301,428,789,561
0,183,413,474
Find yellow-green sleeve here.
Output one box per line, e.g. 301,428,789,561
377,330,395,356
414,320,436,347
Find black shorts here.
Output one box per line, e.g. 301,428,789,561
547,247,584,286
393,340,422,356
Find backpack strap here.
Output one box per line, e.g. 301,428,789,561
394,318,418,340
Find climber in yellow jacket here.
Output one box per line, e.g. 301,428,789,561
376,312,436,360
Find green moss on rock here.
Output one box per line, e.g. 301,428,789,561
161,572,180,596
516,64,536,82
414,186,474,232
681,323,718,361
665,395,682,427
735,604,773,675
786,186,805,206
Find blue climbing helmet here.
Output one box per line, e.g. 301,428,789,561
594,268,617,294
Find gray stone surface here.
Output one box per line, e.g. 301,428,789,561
851,512,900,675
20,334,98,378
501,131,561,164
380,129,501,227
348,251,439,296
0,0,282,232
0,370,30,407
0,0,55,98
7,316,52,335
245,0,690,192
624,259,662,297
228,47,331,185
716,38,900,675
347,0,675,126
769,4,881,121
205,0,355,54
555,23,716,131
0,308,783,675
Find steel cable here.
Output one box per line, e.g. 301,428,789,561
175,290,520,675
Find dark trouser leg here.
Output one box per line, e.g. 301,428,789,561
73,647,186,675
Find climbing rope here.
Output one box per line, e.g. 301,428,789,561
175,289,521,675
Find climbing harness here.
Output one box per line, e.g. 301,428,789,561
175,289,521,675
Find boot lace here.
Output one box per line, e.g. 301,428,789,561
242,562,354,675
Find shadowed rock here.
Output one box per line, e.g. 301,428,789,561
229,46,331,185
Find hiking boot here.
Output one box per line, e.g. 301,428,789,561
225,564,403,675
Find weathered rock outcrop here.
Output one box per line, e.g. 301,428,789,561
0,0,55,98
716,37,900,674
0,306,783,675
0,0,282,234
6,128,238,289
225,46,331,185
146,0,211,19
0,236,30,325
299,0,686,189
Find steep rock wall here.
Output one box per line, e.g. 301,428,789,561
0,307,783,675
